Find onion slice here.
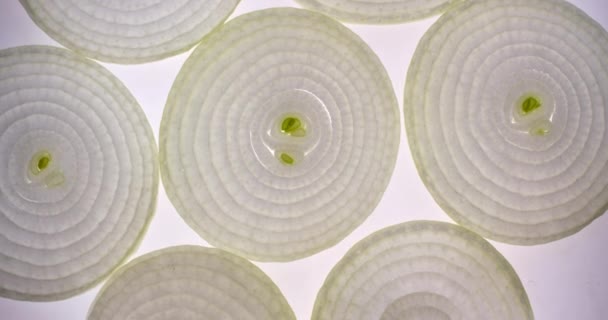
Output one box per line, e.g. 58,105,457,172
295,0,458,24
404,0,608,244
160,8,400,261
0,45,158,300
19,0,240,64
312,220,533,320
87,245,295,319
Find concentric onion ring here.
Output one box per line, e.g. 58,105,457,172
88,246,295,320
0,45,158,300
312,221,533,320
19,0,240,64
160,8,400,261
296,0,459,24
404,0,608,244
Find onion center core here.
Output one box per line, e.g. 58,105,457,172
520,96,542,115
280,116,306,137
250,89,330,171
279,152,295,165
277,115,307,165
31,151,51,174
511,92,552,136
28,150,65,187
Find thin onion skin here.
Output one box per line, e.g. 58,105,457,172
87,245,296,320
19,0,240,64
295,0,461,24
0,45,158,301
404,0,608,244
160,8,399,261
312,220,533,320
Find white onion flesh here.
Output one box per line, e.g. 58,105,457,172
295,0,458,24
404,0,608,244
312,220,533,320
160,8,400,261
0,45,158,300
88,245,295,320
19,0,240,64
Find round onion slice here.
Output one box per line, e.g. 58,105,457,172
160,8,399,261
313,221,533,320
88,245,295,319
404,0,608,244
0,45,158,300
295,0,458,24
19,0,240,64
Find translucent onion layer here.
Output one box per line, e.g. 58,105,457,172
160,8,400,261
404,0,608,244
296,0,458,24
20,0,240,64
0,45,158,300
313,221,533,320
88,246,295,320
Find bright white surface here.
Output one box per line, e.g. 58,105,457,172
1,0,607,319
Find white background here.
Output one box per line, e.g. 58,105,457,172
1,1,608,319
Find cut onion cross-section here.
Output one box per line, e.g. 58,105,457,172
20,0,240,64
160,8,400,261
0,45,158,301
404,0,608,244
88,246,296,320
313,220,533,320
296,0,460,24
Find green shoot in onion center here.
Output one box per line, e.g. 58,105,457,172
281,117,300,132
277,116,306,165
29,151,52,175
520,96,541,115
38,155,50,171
280,153,295,165
529,120,552,136
280,116,306,137
513,95,552,136
28,150,65,187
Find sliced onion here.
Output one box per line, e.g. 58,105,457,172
312,221,533,320
0,45,158,300
295,0,458,24
88,245,295,319
19,0,240,64
160,8,399,261
404,0,608,244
